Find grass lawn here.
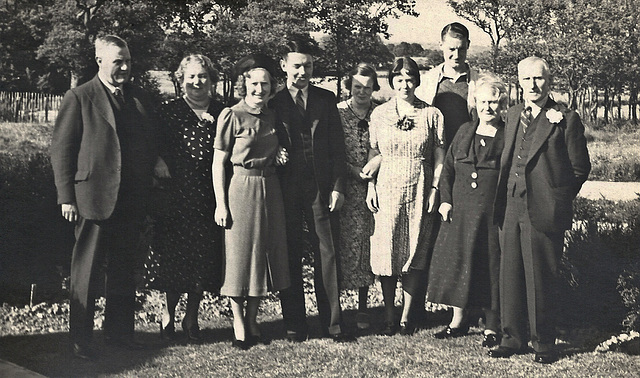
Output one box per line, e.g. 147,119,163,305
1,306,639,377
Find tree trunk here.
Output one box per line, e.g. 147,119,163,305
630,83,638,123
617,92,622,120
70,71,79,89
590,86,598,123
603,87,609,124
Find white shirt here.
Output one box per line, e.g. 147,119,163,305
525,97,548,120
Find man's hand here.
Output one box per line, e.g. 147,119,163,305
438,202,452,222
61,203,79,223
328,191,344,212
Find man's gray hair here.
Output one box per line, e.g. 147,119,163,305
95,35,128,57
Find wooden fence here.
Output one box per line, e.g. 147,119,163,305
0,91,64,123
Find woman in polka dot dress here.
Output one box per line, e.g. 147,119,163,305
145,54,224,343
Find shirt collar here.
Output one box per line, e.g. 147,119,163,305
98,76,123,95
439,64,469,83
287,84,308,102
525,96,548,119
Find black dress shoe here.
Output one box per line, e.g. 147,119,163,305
434,324,469,339
104,335,145,350
534,351,558,364
72,343,98,361
482,333,501,348
399,322,416,336
380,321,397,336
330,332,357,343
488,346,525,358
247,333,271,346
286,330,308,343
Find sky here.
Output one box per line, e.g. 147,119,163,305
386,0,492,50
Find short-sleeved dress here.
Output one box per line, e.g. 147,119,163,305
336,100,376,290
214,100,290,297
427,120,503,313
369,97,445,277
145,98,224,293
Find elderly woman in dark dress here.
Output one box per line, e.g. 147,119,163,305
213,54,290,350
146,54,224,342
427,74,507,347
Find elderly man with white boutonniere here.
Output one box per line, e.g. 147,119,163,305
489,56,591,364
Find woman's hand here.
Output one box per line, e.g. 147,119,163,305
438,202,452,222
214,205,231,228
366,184,379,213
275,146,289,166
154,157,171,179
426,187,438,213
361,155,381,180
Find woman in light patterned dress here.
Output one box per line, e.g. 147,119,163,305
336,63,379,330
366,57,446,336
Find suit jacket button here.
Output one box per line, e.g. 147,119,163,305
471,172,478,179
471,182,477,189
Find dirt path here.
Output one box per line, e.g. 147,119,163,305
578,181,639,201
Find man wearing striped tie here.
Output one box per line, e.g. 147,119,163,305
490,56,591,364
270,37,353,343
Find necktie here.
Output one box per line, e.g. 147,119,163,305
114,87,125,107
521,106,532,133
295,89,305,116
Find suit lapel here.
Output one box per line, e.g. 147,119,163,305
87,76,116,130
527,98,557,165
501,103,523,170
307,85,321,137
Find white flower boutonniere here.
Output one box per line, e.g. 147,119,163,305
546,109,563,124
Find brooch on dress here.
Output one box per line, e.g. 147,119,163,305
395,115,415,131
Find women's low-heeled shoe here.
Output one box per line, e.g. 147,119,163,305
399,322,416,336
159,321,176,341
482,333,501,348
247,333,271,346
434,324,469,339
232,335,251,350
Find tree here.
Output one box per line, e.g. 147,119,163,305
307,0,417,97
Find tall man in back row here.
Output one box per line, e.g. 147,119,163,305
270,37,354,342
51,35,157,360
490,56,590,364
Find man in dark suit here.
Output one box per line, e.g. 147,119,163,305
51,35,157,360
489,57,590,363
270,38,353,342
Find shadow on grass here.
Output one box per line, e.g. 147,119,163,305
0,306,453,376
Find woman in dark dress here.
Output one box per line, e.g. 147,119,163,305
213,54,290,350
336,63,380,330
146,54,224,342
427,74,507,347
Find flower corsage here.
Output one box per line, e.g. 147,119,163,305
546,108,563,124
396,115,415,131
199,112,215,127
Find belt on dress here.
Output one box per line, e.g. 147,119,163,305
233,165,276,177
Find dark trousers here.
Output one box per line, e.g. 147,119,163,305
69,214,142,345
498,194,563,352
279,175,342,335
